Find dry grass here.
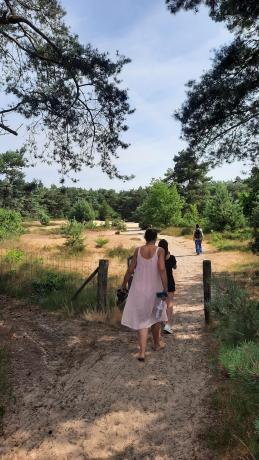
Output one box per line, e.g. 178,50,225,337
0,221,141,279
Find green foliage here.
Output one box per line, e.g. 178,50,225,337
61,220,85,253
205,183,245,231
103,219,112,229
5,248,25,264
211,276,259,344
98,201,116,221
136,181,184,229
164,149,210,211
60,220,84,236
64,233,85,254
32,271,67,295
167,1,259,165
0,208,23,240
112,219,127,232
107,246,134,260
0,3,133,179
181,203,200,227
209,275,259,457
208,229,252,251
84,221,98,230
38,211,50,226
95,238,109,248
219,342,259,379
69,200,95,223
0,257,117,314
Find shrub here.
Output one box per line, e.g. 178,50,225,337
219,342,259,379
39,211,50,226
5,248,25,264
112,219,127,232
84,221,97,230
32,270,67,295
61,220,85,253
69,200,95,223
60,220,84,236
95,238,109,248
0,208,23,240
64,233,85,253
136,181,184,229
107,245,134,260
210,276,259,345
103,219,111,229
209,276,259,458
205,183,245,231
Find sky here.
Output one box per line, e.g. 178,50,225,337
1,0,249,190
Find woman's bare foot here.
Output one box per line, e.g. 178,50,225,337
153,341,166,351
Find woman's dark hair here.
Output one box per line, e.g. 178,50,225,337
158,239,169,255
144,228,158,242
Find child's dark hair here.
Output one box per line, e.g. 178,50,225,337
158,239,169,255
144,228,158,242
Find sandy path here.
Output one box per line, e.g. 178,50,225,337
0,236,215,460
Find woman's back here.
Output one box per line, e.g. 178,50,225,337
139,244,157,260
121,244,167,330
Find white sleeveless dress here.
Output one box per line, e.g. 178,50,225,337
121,247,167,330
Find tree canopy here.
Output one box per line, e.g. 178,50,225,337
165,0,259,165
0,0,133,179
164,149,210,209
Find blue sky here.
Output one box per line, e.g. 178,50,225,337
2,0,248,189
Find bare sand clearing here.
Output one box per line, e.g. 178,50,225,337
0,234,247,460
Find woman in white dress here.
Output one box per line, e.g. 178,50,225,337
121,228,168,361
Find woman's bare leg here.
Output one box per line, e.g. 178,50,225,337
151,322,165,350
137,328,148,359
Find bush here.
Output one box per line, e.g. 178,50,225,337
0,208,23,240
61,220,85,253
60,220,84,236
65,233,85,253
136,181,184,229
205,183,245,231
39,211,50,226
210,276,259,344
209,276,259,458
107,245,134,260
5,248,25,264
69,200,96,223
95,238,109,248
32,270,67,295
84,221,97,230
219,342,259,379
112,219,127,232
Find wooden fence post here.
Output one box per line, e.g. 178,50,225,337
97,259,109,311
203,259,211,325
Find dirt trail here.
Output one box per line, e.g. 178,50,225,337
0,236,216,460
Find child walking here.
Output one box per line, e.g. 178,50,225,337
158,239,177,334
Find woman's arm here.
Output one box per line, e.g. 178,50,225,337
121,248,138,289
158,248,168,292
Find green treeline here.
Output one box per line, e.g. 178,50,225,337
0,149,258,250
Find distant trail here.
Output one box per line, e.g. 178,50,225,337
0,236,215,460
